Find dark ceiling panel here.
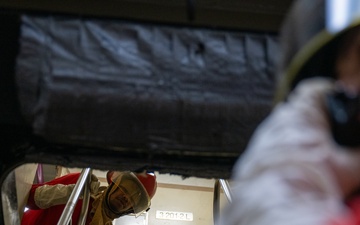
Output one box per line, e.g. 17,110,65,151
0,0,294,31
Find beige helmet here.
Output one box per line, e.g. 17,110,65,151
104,171,157,217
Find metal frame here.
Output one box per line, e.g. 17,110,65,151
213,179,232,225
57,168,92,225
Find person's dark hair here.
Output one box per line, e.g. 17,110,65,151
277,0,340,96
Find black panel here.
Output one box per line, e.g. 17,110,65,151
0,0,293,32
12,14,278,179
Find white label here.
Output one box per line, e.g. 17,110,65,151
156,210,193,221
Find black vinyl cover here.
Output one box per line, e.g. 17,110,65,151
15,15,278,178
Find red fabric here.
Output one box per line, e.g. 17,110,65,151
346,197,360,225
21,173,94,225
327,197,360,225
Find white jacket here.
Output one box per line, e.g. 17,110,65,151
219,78,360,225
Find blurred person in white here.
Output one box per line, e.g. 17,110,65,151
218,0,360,224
